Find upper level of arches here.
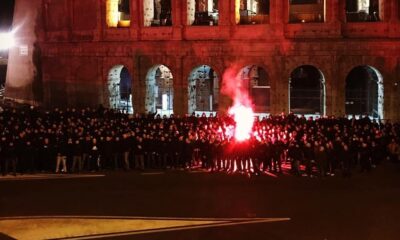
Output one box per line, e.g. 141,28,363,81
42,0,400,42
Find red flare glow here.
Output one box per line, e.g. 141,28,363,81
222,65,256,142
228,103,254,141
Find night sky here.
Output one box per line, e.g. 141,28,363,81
0,0,15,31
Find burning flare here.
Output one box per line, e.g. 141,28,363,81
222,65,255,142
228,103,254,141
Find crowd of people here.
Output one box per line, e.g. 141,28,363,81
0,105,399,177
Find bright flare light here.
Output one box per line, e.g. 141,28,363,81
0,32,15,50
228,103,255,141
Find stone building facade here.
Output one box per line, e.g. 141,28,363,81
5,0,400,120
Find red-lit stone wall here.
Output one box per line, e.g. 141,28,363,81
5,0,400,120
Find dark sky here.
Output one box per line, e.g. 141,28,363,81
0,0,15,31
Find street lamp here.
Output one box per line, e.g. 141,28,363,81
0,32,15,50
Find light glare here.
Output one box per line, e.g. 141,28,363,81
0,32,15,50
229,103,255,142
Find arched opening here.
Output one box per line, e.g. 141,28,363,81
235,0,270,24
187,0,219,26
188,65,219,115
237,65,270,113
345,65,384,119
107,65,133,113
289,65,326,116
289,0,325,23
143,0,172,27
145,65,174,115
345,0,382,22
106,0,131,28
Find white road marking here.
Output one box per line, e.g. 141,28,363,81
61,217,291,240
0,174,105,181
140,172,165,175
0,216,290,240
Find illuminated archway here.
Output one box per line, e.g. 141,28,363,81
345,65,384,119
143,0,172,27
107,65,133,113
289,0,325,23
235,0,270,25
188,65,219,114
289,65,326,116
345,0,382,22
106,0,131,28
145,65,174,115
187,0,219,26
237,65,270,113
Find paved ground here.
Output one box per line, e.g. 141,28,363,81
0,164,399,240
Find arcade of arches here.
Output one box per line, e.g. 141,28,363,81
106,64,386,119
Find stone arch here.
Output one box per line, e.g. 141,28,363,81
143,0,172,27
289,65,326,116
188,65,220,114
106,0,131,28
187,0,219,26
145,64,174,115
345,65,384,119
107,65,133,113
345,0,383,22
235,0,270,24
237,65,270,113
289,0,325,23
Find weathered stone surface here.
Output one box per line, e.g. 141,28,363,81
5,0,400,120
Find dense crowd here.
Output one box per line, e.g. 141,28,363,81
1,105,399,177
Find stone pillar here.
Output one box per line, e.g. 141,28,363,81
280,60,290,114
338,0,346,23
5,0,43,105
171,0,182,40
328,0,341,23
173,57,187,116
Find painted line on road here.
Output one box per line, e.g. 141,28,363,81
56,217,291,240
140,172,166,176
0,216,290,240
0,215,289,222
0,174,105,181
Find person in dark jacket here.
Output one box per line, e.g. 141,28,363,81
359,142,372,173
3,139,18,176
71,139,83,173
341,143,352,177
55,136,68,173
134,136,145,170
315,144,327,177
21,139,36,174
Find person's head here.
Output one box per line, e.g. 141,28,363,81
362,142,367,148
343,144,348,151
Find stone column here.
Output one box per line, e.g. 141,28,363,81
173,57,187,116
5,0,43,105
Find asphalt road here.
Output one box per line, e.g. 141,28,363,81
1,164,399,240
